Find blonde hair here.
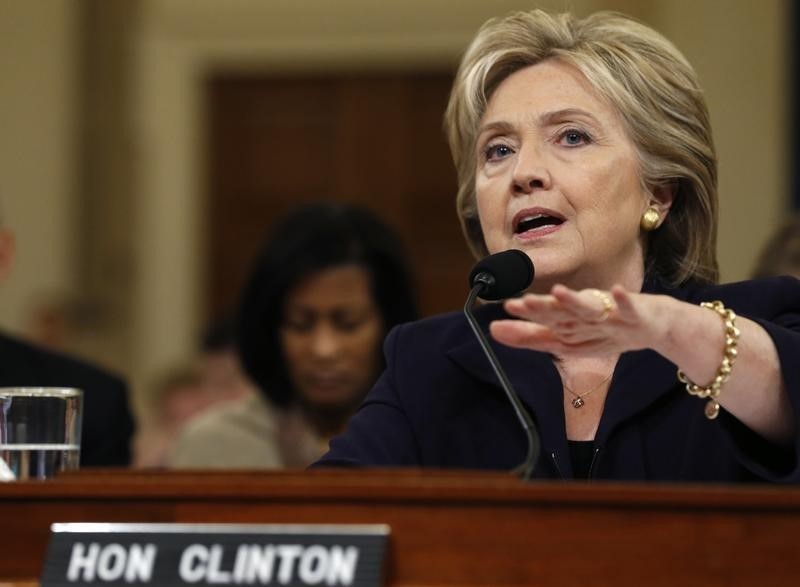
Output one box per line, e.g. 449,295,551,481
445,10,718,285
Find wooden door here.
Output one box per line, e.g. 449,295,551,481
205,73,474,322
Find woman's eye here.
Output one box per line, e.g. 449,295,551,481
559,129,591,147
484,143,514,161
285,323,311,333
283,316,314,332
333,315,365,332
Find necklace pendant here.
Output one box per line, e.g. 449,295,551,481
571,396,585,409
704,399,720,420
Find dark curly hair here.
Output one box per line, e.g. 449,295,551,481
237,201,418,408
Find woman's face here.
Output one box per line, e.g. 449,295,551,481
474,59,661,292
280,265,384,410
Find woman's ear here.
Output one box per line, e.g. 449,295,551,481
648,182,676,220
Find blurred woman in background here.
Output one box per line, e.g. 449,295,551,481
169,201,418,468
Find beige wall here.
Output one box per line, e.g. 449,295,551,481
0,0,791,417
654,0,788,283
0,1,79,334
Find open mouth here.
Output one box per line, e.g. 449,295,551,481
514,212,565,234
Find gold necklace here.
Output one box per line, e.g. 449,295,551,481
562,373,613,409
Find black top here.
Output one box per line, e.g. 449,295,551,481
568,440,596,480
317,275,800,482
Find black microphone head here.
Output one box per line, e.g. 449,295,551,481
468,249,534,300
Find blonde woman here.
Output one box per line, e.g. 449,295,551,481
317,10,799,482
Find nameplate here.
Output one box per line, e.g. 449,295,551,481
40,523,389,587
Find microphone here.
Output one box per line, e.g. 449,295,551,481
469,249,535,300
464,250,540,480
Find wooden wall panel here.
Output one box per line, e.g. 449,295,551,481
205,73,473,322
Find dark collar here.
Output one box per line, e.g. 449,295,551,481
445,276,685,455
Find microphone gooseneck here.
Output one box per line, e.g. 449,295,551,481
464,249,540,481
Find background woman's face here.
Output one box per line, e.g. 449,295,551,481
474,60,650,292
280,264,384,410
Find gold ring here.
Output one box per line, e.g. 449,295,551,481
590,289,613,322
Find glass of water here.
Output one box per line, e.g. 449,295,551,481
0,387,83,480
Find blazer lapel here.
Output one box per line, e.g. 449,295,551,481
445,305,570,465
443,274,692,475
595,348,679,445
593,274,689,443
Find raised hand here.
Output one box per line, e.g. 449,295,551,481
489,284,668,358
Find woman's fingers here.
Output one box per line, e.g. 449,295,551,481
490,319,612,355
610,285,638,322
503,294,554,318
493,284,643,355
491,284,671,357
503,285,624,326
551,285,616,323
490,319,560,349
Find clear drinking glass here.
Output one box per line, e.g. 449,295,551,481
0,387,83,480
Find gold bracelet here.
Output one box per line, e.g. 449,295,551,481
676,300,740,420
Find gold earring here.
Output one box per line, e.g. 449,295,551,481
640,207,660,231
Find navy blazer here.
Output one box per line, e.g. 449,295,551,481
0,332,135,467
318,276,800,482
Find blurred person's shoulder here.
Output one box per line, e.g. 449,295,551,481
168,394,282,469
0,329,126,390
0,329,134,466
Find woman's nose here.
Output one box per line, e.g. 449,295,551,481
309,325,342,359
512,144,551,194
